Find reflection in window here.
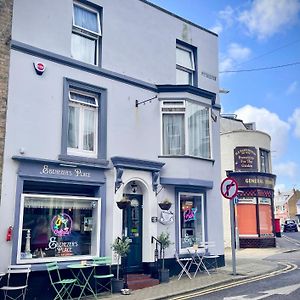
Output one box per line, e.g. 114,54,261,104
19,194,99,262
71,2,101,65
176,46,195,85
179,193,204,249
161,100,211,158
260,149,270,173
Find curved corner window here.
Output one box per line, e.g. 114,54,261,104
17,194,100,263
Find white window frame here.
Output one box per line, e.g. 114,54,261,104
17,194,101,264
72,1,101,65
160,100,212,159
176,45,195,85
67,89,98,158
178,192,205,254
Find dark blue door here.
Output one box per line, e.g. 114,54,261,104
123,194,143,273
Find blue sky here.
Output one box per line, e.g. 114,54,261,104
149,0,300,192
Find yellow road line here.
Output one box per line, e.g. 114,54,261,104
169,262,297,300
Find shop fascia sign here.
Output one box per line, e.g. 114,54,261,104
232,173,275,189
40,164,91,178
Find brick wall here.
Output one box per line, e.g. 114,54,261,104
0,0,13,197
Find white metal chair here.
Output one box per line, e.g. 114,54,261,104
187,247,210,277
175,252,192,280
0,265,31,300
202,242,220,272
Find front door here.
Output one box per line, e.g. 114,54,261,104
123,194,143,273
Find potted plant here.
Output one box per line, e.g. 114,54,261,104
157,231,171,283
158,198,172,211
111,236,131,293
116,197,131,209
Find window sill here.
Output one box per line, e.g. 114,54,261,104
58,154,109,167
158,155,215,164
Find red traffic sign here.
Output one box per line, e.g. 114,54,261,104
221,177,238,199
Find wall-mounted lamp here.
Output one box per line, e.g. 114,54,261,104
131,181,138,193
219,88,230,94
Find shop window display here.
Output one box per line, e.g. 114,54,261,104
179,193,204,250
18,194,100,263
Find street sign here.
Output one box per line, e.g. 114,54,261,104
221,177,238,199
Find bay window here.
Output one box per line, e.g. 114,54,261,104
71,2,101,65
161,100,211,158
18,194,100,263
179,192,205,250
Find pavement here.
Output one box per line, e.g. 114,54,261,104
90,246,289,300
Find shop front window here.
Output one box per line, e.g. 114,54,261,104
179,193,205,250
18,194,100,263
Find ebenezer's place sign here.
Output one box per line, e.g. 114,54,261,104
234,147,258,171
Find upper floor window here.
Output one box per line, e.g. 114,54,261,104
260,149,270,173
68,90,98,157
60,78,107,163
71,2,101,65
161,100,211,159
176,45,195,85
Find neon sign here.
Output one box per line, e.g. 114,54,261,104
51,213,72,237
183,208,197,222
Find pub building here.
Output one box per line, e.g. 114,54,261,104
221,116,277,248
0,0,224,298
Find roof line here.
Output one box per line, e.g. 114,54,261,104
138,0,218,37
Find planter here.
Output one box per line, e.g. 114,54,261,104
117,201,130,209
158,203,172,210
159,269,169,283
111,278,124,293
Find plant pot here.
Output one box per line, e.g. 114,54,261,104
159,203,172,210
117,201,130,209
159,268,169,283
111,278,124,293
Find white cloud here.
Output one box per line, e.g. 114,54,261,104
273,161,298,179
286,81,298,95
288,108,300,138
210,6,235,35
220,43,251,73
274,183,287,194
219,6,235,27
238,0,300,39
234,105,290,157
210,22,223,35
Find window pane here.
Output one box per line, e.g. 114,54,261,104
163,114,185,155
176,47,193,70
83,109,95,151
20,195,98,260
70,91,97,107
71,33,96,65
74,4,99,34
180,194,203,249
68,106,79,149
176,68,191,85
187,102,210,158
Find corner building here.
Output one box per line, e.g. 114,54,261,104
221,116,276,248
0,0,223,297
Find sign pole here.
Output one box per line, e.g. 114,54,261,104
221,177,238,276
230,199,237,275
